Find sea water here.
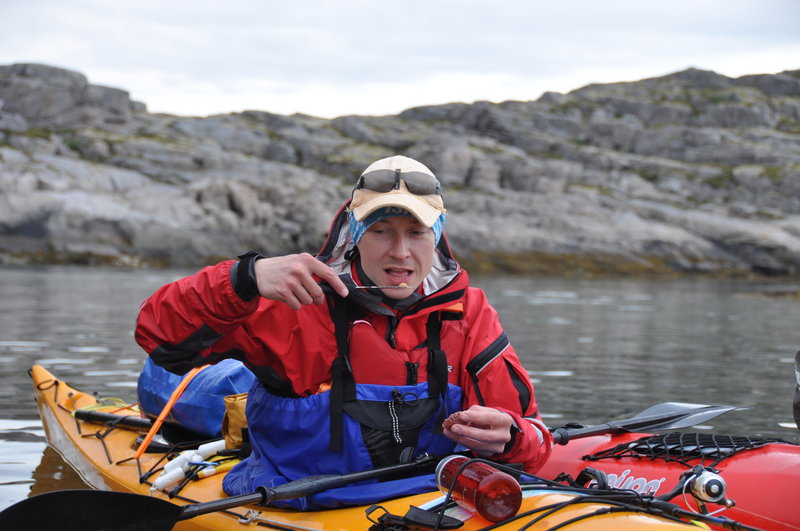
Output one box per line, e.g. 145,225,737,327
1,265,799,510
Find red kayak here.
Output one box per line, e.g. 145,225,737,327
539,430,800,531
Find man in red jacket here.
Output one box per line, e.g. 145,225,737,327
136,155,552,508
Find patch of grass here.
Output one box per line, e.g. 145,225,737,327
65,136,87,153
636,168,660,182
548,99,584,116
704,175,729,189
777,118,800,134
136,131,178,144
703,91,729,105
762,166,784,182
703,166,735,189
20,127,52,140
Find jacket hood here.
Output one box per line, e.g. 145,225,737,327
316,200,462,298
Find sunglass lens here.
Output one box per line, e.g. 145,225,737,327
362,170,397,192
402,172,439,195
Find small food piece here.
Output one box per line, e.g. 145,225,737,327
443,411,465,430
398,282,408,288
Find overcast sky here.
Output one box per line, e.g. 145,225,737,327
2,0,799,119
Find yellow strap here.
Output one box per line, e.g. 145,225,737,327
133,364,209,459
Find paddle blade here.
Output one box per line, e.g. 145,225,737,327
552,402,741,445
0,489,182,531
622,402,742,431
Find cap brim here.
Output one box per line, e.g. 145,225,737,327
352,189,443,227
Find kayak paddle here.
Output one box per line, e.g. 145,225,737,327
0,401,739,530
551,401,740,445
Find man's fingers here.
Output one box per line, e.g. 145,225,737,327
253,254,348,308
450,422,506,443
271,283,307,310
444,426,505,456
292,285,316,307
310,262,349,298
459,406,512,430
298,275,327,305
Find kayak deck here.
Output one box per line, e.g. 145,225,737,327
27,364,759,530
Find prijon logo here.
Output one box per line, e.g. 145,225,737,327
601,469,666,495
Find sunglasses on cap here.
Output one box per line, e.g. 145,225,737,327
355,168,442,196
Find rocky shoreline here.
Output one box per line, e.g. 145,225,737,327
1,63,799,275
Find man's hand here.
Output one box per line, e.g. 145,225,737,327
254,253,349,310
442,405,514,457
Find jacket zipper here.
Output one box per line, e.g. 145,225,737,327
385,314,399,348
389,389,403,444
405,362,419,385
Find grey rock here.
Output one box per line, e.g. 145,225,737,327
0,63,137,131
734,71,800,97
2,62,800,275
0,110,29,131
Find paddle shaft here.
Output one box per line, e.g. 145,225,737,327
552,411,688,444
74,409,153,430
179,491,264,519
180,454,440,520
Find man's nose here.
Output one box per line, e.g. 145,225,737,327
388,233,410,257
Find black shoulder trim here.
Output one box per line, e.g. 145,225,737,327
247,363,299,398
465,332,510,376
223,348,298,398
149,324,223,375
440,310,463,321
505,359,531,414
464,332,510,407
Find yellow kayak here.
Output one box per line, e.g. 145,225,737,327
9,365,728,530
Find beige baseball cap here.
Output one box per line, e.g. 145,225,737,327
350,155,445,228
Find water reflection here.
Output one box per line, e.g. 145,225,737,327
0,420,47,508
29,446,87,496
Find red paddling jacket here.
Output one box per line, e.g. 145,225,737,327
136,202,552,505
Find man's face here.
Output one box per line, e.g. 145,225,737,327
357,215,436,300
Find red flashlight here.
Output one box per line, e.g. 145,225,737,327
435,455,522,522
